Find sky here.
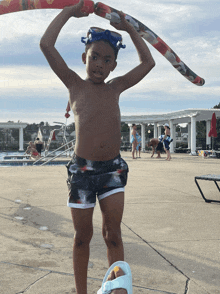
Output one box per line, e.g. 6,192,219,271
0,0,220,125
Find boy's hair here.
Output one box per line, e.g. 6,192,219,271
85,40,119,60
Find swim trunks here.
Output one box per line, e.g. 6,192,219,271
164,136,172,150
66,154,129,209
156,142,163,152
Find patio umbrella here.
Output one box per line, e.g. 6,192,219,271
208,112,217,150
37,127,43,141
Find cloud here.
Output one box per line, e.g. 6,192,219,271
0,0,220,124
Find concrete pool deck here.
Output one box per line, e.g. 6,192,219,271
0,152,219,294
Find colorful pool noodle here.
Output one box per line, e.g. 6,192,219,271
0,0,94,14
94,2,205,86
0,0,205,86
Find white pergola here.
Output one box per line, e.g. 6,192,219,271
121,109,220,155
0,122,28,151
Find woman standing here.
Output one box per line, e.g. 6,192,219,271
130,124,138,159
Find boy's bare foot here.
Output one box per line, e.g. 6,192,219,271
106,266,127,294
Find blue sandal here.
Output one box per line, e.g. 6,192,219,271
97,261,132,294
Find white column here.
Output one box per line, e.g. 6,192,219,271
170,120,174,153
141,123,146,152
158,126,162,137
128,125,132,143
154,122,158,138
188,122,191,150
19,127,24,151
191,116,197,155
206,120,211,147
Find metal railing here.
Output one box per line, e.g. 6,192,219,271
33,139,75,166
40,145,74,166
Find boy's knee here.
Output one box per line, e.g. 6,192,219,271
74,229,93,247
103,228,122,246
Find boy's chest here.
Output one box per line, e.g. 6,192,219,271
71,85,119,116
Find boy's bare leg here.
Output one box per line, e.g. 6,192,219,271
99,192,124,265
166,150,171,160
71,207,94,294
151,147,155,158
156,151,161,158
165,149,171,160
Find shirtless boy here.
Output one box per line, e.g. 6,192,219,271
40,1,155,293
162,123,171,160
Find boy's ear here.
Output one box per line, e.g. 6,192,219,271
82,52,86,64
111,60,117,72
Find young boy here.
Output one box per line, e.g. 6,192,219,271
162,123,172,160
40,1,155,293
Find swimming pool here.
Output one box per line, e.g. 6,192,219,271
0,151,71,166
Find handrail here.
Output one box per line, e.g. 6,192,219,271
33,139,75,165
40,146,74,166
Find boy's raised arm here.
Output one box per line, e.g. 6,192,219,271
110,12,156,93
40,0,89,88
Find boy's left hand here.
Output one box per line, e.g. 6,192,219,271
110,11,133,32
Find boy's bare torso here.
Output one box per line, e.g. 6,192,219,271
69,79,121,161
39,4,155,162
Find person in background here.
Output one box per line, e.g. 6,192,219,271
34,138,44,155
25,142,40,159
131,124,138,159
161,123,172,160
136,132,141,158
148,138,163,158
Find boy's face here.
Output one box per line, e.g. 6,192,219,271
82,41,117,84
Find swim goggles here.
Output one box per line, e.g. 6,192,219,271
81,27,126,50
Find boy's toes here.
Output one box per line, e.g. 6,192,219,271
114,266,125,278
111,266,127,294
106,269,115,281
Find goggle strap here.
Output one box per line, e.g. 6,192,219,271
81,29,126,50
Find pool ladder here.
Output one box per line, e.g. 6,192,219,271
33,139,75,166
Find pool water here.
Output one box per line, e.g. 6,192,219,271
0,151,72,166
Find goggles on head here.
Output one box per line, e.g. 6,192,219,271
81,27,126,50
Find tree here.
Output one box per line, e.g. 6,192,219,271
213,102,220,109
121,123,129,132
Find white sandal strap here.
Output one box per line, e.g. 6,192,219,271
101,275,131,293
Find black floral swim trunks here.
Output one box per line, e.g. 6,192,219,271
66,154,129,209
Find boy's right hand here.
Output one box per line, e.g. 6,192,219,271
64,0,89,18
110,11,134,33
